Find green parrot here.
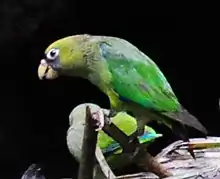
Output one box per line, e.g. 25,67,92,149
67,103,168,178
38,34,207,155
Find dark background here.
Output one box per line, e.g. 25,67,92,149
0,1,219,179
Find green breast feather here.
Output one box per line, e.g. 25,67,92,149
98,39,181,112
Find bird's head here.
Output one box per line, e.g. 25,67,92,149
38,35,89,80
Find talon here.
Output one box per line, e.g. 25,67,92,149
128,128,144,143
102,109,117,125
91,109,105,131
108,109,118,118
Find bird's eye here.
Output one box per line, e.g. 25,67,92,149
46,48,59,61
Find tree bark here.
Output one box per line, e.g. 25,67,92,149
21,137,220,179
114,137,220,179
77,106,98,179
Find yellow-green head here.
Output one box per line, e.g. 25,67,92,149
37,35,89,80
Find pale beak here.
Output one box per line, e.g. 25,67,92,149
38,59,59,80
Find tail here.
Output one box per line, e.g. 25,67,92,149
162,107,208,136
154,115,197,159
163,108,208,159
148,107,208,159
171,121,196,159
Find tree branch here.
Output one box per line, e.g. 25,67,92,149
114,137,220,179
21,136,220,179
77,106,98,179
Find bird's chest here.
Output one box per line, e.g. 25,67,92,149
89,76,123,110
107,90,125,110
88,64,126,110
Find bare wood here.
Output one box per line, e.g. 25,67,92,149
115,137,220,179
76,104,115,179
155,137,220,179
77,106,98,179
21,136,220,179
135,149,173,178
95,146,116,179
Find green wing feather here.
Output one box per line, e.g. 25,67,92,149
99,39,181,112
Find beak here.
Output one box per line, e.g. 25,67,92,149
38,59,59,80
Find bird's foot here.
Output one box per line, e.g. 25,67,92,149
128,128,145,143
91,109,105,131
102,109,118,124
91,109,117,131
108,109,118,118
128,118,147,143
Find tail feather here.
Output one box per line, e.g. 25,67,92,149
147,107,207,159
172,122,188,142
162,108,208,135
171,122,196,159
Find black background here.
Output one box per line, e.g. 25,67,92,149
0,1,219,179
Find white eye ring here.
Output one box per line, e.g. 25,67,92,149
46,48,59,61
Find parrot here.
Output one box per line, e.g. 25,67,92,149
38,34,208,158
66,103,170,178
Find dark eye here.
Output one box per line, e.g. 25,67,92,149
46,48,59,61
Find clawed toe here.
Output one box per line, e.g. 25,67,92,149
91,109,105,131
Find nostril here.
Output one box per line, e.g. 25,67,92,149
45,66,49,74
42,66,49,79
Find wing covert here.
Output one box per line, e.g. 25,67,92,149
99,40,180,112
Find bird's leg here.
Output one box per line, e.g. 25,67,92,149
135,150,173,178
91,109,117,131
129,116,150,143
102,109,118,125
104,109,118,118
91,109,105,131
